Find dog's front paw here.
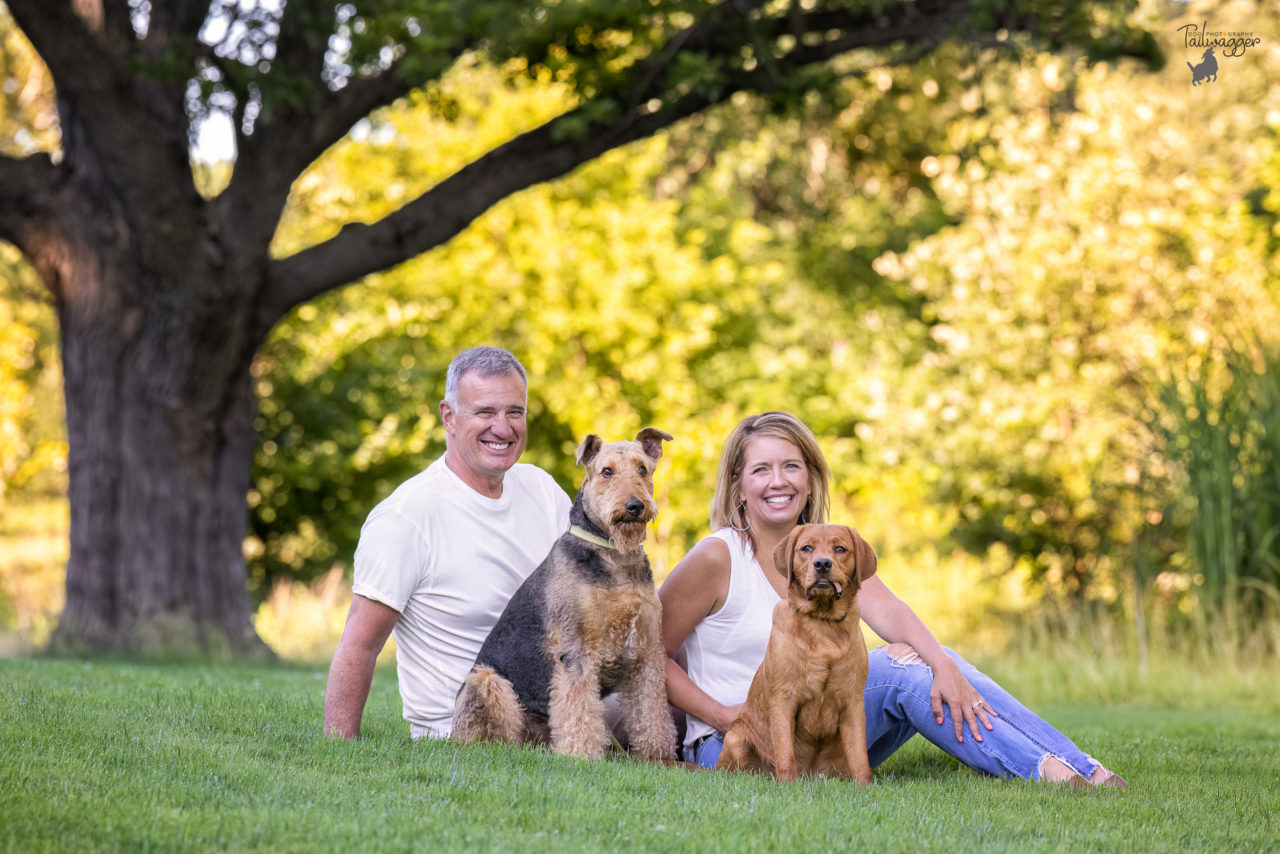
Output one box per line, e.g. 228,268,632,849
630,740,675,763
551,723,611,760
774,762,799,783
564,743,609,760
627,715,676,762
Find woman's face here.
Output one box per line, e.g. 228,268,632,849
737,436,812,529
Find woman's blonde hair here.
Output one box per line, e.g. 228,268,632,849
709,412,831,540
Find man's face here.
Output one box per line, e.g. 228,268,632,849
440,371,528,493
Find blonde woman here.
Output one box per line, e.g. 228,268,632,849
659,412,1125,786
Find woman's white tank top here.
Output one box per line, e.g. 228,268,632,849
681,528,782,749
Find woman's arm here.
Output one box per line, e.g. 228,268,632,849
858,576,994,742
658,537,741,734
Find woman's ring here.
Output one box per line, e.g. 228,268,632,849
972,700,983,710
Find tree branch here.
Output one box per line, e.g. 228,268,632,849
779,1,968,65
7,0,197,223
224,3,398,228
224,13,472,255
213,4,337,247
101,0,136,44
6,0,110,99
148,0,211,42
0,151,64,248
262,0,972,318
236,66,419,193
219,65,424,257
258,100,671,319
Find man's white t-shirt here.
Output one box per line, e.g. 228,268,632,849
352,457,571,738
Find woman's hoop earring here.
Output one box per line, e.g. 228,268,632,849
798,498,812,525
729,500,751,532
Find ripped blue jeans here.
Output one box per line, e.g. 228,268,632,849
692,646,1098,780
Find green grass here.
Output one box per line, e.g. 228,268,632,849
3,658,1279,852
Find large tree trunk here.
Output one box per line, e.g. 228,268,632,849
53,350,268,657
51,279,271,657
38,183,273,659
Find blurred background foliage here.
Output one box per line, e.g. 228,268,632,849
3,0,1279,664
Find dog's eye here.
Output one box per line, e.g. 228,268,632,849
800,545,813,552
601,467,613,478
834,546,847,553
638,465,647,477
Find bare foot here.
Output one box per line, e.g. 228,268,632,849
1089,765,1128,788
1039,756,1091,788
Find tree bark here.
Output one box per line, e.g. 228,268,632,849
21,133,275,658
49,250,272,658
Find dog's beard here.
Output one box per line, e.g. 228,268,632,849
610,520,649,554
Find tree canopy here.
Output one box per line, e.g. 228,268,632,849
13,0,1260,658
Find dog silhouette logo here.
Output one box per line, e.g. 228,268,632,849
1187,47,1218,85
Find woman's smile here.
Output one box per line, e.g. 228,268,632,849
739,436,810,527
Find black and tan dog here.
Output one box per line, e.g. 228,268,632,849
716,523,876,783
453,428,677,761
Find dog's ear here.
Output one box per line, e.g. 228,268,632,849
771,525,806,583
576,434,603,467
635,428,673,462
848,526,878,582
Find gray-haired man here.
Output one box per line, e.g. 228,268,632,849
324,346,571,739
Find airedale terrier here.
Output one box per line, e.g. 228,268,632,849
453,428,677,761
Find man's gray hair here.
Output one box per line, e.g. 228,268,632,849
443,346,528,409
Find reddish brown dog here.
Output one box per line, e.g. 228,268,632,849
716,523,876,783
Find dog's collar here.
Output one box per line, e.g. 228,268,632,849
567,523,616,551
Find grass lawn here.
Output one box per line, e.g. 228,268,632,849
2,656,1278,853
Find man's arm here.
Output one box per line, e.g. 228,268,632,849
323,594,401,739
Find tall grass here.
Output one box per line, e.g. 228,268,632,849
253,566,396,667
986,601,1280,712
0,497,65,654
1152,346,1280,639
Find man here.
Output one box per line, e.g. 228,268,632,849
323,346,571,739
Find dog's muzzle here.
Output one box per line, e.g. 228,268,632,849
615,498,654,524
805,578,844,600
806,558,844,600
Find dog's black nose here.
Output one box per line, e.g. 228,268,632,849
625,498,645,517
813,557,832,573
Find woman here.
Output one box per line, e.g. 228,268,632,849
659,412,1125,786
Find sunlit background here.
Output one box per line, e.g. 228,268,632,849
3,1,1278,700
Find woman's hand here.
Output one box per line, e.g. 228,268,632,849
929,658,996,742
860,578,998,743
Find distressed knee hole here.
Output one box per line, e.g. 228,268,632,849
885,642,922,665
